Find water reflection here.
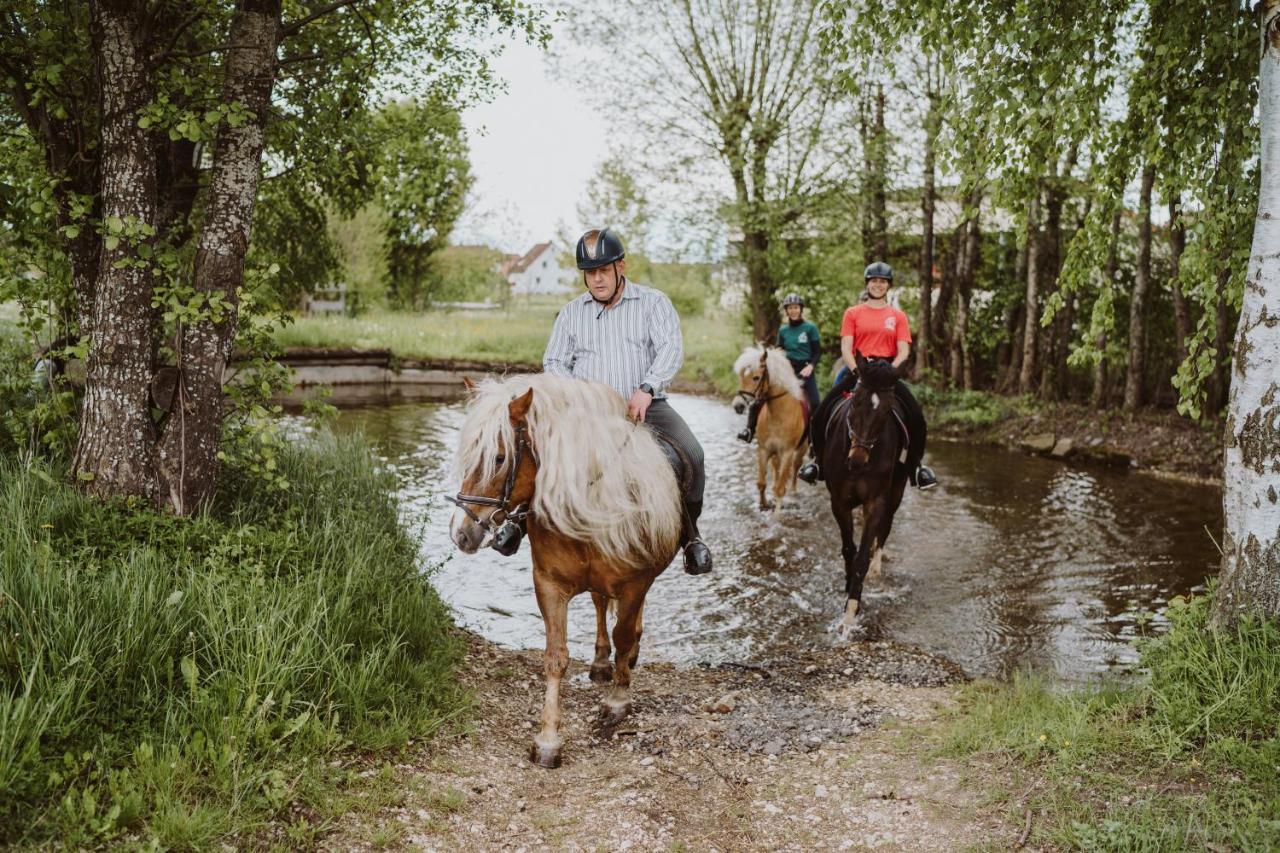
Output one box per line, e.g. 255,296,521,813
331,394,1221,681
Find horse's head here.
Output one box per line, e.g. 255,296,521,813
449,386,540,555
732,347,770,414
845,354,902,468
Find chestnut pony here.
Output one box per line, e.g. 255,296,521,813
821,354,911,638
449,374,683,768
731,345,809,514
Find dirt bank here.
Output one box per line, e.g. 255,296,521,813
321,632,1022,851
930,398,1224,485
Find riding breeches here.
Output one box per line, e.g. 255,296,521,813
644,398,705,505
808,371,928,471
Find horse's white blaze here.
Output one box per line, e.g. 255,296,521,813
871,392,880,409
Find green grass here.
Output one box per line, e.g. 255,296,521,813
276,302,750,396
913,382,1036,431
0,431,465,847
939,594,1280,850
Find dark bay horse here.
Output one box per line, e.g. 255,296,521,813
449,374,683,768
821,354,911,638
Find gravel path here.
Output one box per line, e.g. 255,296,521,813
323,631,1023,851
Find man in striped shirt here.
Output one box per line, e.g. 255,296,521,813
543,228,713,575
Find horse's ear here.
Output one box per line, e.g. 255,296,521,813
854,352,869,374
894,361,910,381
508,387,534,424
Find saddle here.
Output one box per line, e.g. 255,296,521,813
652,430,695,497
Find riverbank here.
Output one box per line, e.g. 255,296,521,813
916,385,1224,483
321,631,1021,851
276,305,746,396
0,433,464,848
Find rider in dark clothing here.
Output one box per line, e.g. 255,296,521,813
797,262,938,489
737,293,821,443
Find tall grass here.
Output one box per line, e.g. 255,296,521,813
941,594,1280,850
0,432,463,847
277,304,749,395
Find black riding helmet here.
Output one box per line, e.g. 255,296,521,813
576,228,626,270
864,261,893,282
781,293,805,307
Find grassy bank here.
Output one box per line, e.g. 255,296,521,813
938,594,1279,849
276,301,749,395
0,433,464,847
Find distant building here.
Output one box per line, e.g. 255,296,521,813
504,241,577,295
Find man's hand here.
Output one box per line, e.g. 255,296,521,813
628,388,653,422
799,364,814,378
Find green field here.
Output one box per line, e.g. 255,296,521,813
276,299,750,395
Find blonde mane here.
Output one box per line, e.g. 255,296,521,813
452,374,682,569
733,345,804,401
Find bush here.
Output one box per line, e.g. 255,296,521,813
0,432,463,847
940,592,1280,850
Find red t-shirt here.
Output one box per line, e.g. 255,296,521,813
840,303,912,358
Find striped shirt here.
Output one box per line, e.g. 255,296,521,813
542,280,683,400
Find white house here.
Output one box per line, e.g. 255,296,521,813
504,242,577,295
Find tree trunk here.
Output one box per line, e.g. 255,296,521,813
1124,164,1156,412
72,1,159,501
1092,208,1123,407
962,200,981,390
1018,193,1042,394
157,0,282,514
861,86,889,266
918,71,940,373
1213,0,1280,625
744,227,774,341
1168,196,1191,367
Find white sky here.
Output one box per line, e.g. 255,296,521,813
452,28,606,255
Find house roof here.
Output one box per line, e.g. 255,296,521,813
507,242,553,275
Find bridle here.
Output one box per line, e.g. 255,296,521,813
446,424,537,552
733,355,788,411
846,382,893,455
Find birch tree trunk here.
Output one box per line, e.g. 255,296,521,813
1213,0,1280,625
72,1,158,500
156,0,282,513
1123,163,1156,412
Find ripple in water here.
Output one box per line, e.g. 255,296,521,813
329,394,1221,681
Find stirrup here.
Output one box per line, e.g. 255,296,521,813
916,465,939,490
797,461,819,484
736,427,753,443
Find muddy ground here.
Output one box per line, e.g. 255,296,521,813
324,632,1025,852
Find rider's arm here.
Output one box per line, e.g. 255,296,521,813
892,340,910,369
808,324,821,367
840,334,855,372
641,292,683,392
542,308,576,377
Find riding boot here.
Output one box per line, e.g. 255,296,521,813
681,499,713,575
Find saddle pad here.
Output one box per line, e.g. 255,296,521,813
652,430,695,497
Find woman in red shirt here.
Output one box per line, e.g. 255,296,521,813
798,262,938,489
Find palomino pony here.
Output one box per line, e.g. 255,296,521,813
821,354,911,638
732,345,810,513
448,374,683,768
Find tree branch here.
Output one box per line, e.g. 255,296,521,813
279,0,363,40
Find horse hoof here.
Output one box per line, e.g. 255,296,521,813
528,743,562,769
589,663,614,684
598,701,631,729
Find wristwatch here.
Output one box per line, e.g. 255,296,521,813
638,383,655,396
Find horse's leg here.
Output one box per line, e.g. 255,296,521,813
757,443,771,511
829,494,861,637
627,601,645,669
530,573,571,768
601,583,648,729
772,447,793,514
589,592,613,684
767,450,783,513
837,497,886,639
862,503,884,582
